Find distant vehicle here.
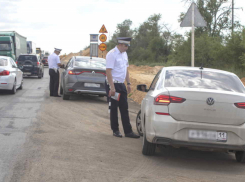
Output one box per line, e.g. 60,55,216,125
60,56,107,100
41,56,48,66
16,54,44,79
45,52,50,56
36,48,42,58
0,31,27,61
0,56,23,94
138,66,245,163
27,41,36,54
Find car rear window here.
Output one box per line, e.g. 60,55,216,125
0,58,8,66
74,57,106,69
164,70,245,93
18,55,37,62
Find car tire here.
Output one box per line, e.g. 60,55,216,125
142,127,156,156
62,84,70,100
136,110,143,136
235,151,245,163
19,79,23,90
10,80,17,94
38,72,42,79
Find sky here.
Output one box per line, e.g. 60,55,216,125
0,0,244,55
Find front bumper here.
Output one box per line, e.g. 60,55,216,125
145,114,245,151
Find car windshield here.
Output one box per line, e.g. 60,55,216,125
18,55,37,62
0,58,8,66
74,57,106,69
0,43,11,51
164,70,245,93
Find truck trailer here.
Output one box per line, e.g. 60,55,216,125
0,31,27,61
27,41,36,54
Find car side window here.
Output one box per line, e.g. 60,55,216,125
67,59,74,68
149,70,161,91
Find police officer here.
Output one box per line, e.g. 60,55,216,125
48,48,64,97
105,37,140,138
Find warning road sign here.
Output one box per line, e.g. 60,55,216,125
99,24,108,33
99,34,107,42
99,43,107,51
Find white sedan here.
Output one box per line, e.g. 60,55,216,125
137,66,245,162
0,56,23,94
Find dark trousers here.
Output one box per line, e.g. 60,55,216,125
49,69,59,96
105,81,132,134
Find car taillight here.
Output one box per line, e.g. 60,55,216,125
37,62,40,65
16,61,18,64
154,94,186,105
234,103,245,109
68,70,76,75
0,70,10,76
96,72,106,76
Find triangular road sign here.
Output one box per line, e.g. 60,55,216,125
180,3,207,27
99,24,108,33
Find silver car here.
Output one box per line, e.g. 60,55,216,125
137,66,245,162
0,56,23,94
60,56,107,100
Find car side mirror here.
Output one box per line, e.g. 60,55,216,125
137,84,148,92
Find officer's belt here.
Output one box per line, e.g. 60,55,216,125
106,79,123,84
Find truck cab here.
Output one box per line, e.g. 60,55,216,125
0,36,15,60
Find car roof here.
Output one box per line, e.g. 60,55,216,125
73,56,106,60
162,66,236,76
0,56,9,59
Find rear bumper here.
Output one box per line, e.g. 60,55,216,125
0,76,13,90
153,137,245,151
74,89,106,95
145,114,245,151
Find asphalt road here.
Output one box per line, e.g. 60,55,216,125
0,67,245,182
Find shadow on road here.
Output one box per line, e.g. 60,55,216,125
148,146,244,174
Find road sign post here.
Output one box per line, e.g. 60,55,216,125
98,25,108,58
180,3,207,67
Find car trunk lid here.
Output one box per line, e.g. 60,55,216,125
167,88,245,126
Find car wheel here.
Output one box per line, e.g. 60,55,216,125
38,72,42,79
62,84,70,100
60,85,63,95
10,80,17,94
235,151,245,163
136,110,143,136
19,79,23,90
142,125,156,156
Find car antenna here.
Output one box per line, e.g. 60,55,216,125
200,63,204,79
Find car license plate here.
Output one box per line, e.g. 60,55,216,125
189,130,227,142
84,83,100,87
24,72,31,75
24,65,32,67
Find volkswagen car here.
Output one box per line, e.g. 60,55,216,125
0,56,23,94
60,56,107,100
137,66,245,162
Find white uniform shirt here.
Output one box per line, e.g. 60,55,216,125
48,53,60,69
106,46,129,83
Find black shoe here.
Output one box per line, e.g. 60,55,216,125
125,132,140,138
53,95,61,97
113,131,122,138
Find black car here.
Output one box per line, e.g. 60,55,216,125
17,54,44,78
41,56,48,66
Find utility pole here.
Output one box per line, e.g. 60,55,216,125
232,0,234,36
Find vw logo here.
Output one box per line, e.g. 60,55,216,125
92,71,95,74
206,97,215,105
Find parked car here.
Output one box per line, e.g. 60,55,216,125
60,56,107,100
42,56,48,66
137,66,245,163
16,54,44,78
0,56,23,94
